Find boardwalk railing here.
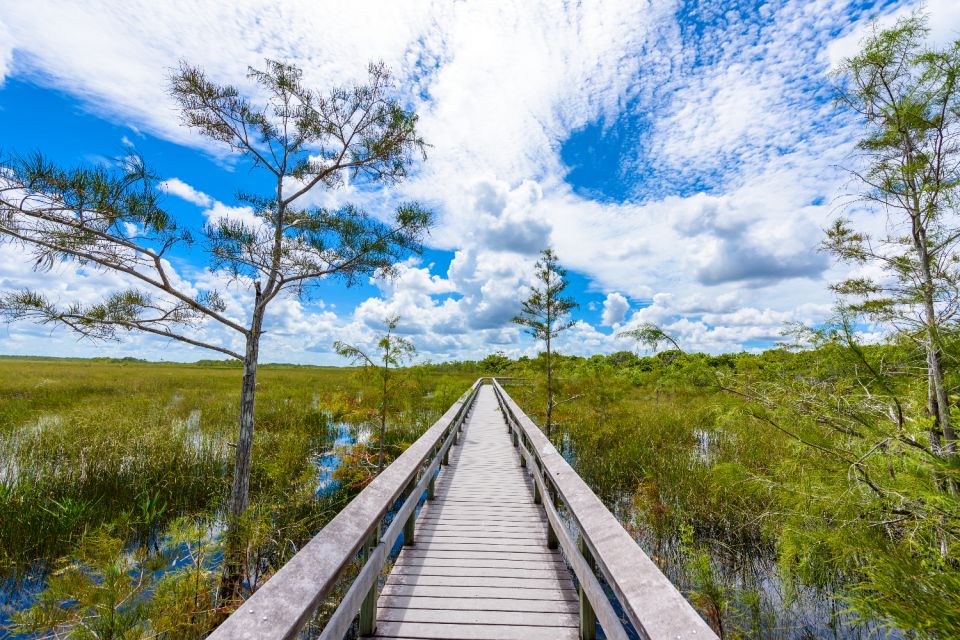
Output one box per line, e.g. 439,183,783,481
491,378,716,640
208,380,481,640
209,378,717,640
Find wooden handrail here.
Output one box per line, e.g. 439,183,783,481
208,380,482,640
491,378,718,640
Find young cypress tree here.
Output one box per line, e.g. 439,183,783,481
0,60,432,596
512,248,578,437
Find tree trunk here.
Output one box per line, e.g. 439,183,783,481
913,214,957,495
231,330,262,520
378,373,387,474
545,336,553,439
220,294,264,601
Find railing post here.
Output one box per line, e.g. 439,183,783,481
519,434,527,468
578,534,597,640
358,524,380,637
533,461,542,504
404,477,417,546
546,481,559,549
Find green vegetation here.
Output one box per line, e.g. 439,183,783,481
0,58,432,600
501,339,959,638
0,357,474,637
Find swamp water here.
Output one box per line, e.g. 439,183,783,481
556,432,906,640
0,414,366,638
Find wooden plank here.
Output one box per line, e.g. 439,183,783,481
373,621,578,640
416,529,548,540
377,595,578,614
383,574,576,590
398,549,562,561
414,534,547,546
380,584,575,601
393,557,565,570
391,565,564,579
378,607,579,627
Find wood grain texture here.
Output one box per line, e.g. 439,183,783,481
373,385,578,638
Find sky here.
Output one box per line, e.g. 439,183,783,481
1,0,960,365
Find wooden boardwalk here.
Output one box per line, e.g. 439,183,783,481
374,385,579,639
208,379,717,640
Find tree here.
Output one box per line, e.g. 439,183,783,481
0,60,432,594
827,13,960,475
512,248,577,437
479,351,511,374
725,318,960,636
618,322,682,353
334,316,415,473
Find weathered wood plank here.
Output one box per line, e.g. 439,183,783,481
378,607,579,627
377,595,578,614
373,621,578,640
393,557,565,570
390,565,564,579
398,549,562,561
383,574,576,590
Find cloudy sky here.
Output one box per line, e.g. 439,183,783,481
1,0,959,364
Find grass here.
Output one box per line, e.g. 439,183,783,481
0,357,474,598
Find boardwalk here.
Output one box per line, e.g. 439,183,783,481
374,385,579,639
207,379,717,640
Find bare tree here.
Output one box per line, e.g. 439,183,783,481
512,248,577,437
334,316,415,474
0,60,432,594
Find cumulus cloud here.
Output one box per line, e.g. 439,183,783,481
601,292,629,326
3,0,955,362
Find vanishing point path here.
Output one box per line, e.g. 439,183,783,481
209,378,716,640
374,384,579,639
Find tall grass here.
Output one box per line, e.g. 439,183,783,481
0,358,473,599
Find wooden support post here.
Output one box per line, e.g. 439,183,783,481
547,520,559,550
547,480,559,549
358,525,380,637
443,442,450,466
404,478,417,546
533,461,543,504
512,430,518,447
578,534,598,640
428,467,436,500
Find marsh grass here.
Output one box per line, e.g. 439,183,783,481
0,357,473,636
504,354,904,638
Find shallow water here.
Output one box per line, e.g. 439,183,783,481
0,415,357,637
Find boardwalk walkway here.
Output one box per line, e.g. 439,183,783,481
374,385,579,639
207,379,717,640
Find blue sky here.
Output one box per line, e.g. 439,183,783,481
1,0,958,364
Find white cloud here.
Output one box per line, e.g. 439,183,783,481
601,292,629,327
160,178,213,208
0,17,13,86
827,0,960,70
4,0,956,362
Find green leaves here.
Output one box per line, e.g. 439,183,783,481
512,248,579,342
617,323,682,354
